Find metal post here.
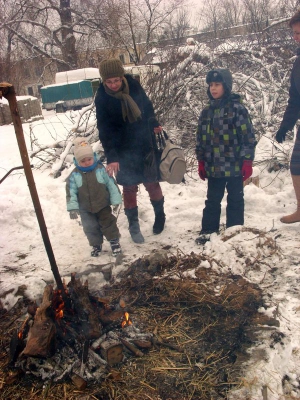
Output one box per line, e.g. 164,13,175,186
0,82,65,293
0,166,33,184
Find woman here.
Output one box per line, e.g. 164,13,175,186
95,58,165,243
275,10,300,223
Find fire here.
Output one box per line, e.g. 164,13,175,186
121,312,132,328
52,290,65,320
18,316,29,339
55,301,64,320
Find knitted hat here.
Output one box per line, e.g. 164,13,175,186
99,58,125,81
73,137,93,163
206,69,233,92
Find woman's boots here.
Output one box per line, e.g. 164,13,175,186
124,207,145,243
125,198,166,242
151,197,166,234
280,175,300,223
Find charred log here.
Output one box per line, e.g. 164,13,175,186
67,274,102,340
22,285,56,358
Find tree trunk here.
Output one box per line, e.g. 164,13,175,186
59,0,77,70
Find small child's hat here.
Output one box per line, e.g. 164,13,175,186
73,137,93,163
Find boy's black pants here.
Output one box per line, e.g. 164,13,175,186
201,176,244,233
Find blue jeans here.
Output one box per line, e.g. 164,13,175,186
201,177,244,233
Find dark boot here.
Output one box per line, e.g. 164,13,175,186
151,197,166,235
124,207,144,243
195,230,218,245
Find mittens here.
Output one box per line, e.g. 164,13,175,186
198,161,207,181
241,160,253,182
69,210,79,219
275,128,287,143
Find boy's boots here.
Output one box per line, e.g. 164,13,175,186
280,175,300,224
124,207,144,243
151,197,166,234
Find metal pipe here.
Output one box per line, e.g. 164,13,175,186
0,82,65,294
0,165,33,184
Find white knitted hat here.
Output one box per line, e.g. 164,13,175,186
73,137,93,163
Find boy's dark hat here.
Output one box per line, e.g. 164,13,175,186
206,69,233,92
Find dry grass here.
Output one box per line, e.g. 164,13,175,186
0,251,276,400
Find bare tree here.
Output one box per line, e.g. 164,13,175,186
159,7,191,40
0,0,108,71
94,0,187,64
199,0,223,36
242,0,278,31
220,0,247,28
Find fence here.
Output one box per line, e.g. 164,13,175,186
0,97,43,126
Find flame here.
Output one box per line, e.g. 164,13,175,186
53,290,65,320
55,301,64,320
121,312,132,328
18,316,29,339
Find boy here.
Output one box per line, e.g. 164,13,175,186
195,68,256,245
66,137,122,257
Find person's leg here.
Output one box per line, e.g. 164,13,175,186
144,181,163,201
281,131,300,223
226,177,244,228
97,206,119,241
201,178,226,233
123,185,138,209
144,182,165,234
97,206,122,256
80,211,103,256
123,185,144,243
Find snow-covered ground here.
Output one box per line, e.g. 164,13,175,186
1,111,300,399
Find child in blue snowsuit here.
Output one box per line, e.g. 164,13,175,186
195,69,256,244
66,137,122,257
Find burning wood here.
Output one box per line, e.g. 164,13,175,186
67,273,102,339
9,273,157,388
2,253,270,400
22,285,56,358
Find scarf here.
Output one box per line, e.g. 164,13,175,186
104,77,142,123
74,155,99,172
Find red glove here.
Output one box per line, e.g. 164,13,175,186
198,161,207,181
242,160,253,181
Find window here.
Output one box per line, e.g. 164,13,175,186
27,87,33,96
119,54,125,64
129,53,136,63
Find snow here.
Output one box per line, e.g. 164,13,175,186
55,68,100,84
0,95,37,105
1,111,300,399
